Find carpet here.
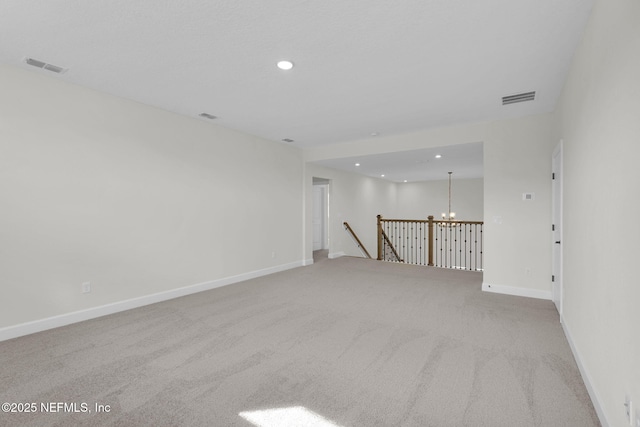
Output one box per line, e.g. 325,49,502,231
0,257,599,426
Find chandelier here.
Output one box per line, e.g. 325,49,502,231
440,171,456,226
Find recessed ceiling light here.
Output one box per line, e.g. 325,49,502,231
355,163,360,167
404,180,408,183
435,154,442,159
277,60,294,70
381,174,385,177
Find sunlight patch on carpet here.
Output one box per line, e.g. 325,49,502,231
239,406,342,427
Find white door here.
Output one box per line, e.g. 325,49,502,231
312,185,325,251
552,142,563,316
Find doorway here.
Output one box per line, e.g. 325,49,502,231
552,142,563,317
312,178,329,253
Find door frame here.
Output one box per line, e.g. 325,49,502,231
552,141,563,318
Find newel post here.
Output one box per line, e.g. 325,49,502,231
377,214,383,260
427,215,434,266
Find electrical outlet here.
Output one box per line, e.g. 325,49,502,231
82,282,91,294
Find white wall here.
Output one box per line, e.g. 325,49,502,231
553,0,640,425
482,115,553,297
305,113,554,298
305,164,397,262
395,178,484,221
0,64,303,331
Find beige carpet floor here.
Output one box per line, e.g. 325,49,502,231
0,257,599,426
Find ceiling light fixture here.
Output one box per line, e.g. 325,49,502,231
277,60,294,70
381,174,385,177
435,154,442,159
404,180,408,183
355,163,360,167
440,171,457,226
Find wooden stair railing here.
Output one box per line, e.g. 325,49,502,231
343,222,372,259
381,228,403,262
377,214,483,271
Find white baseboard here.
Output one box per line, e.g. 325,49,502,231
303,258,314,266
328,251,345,259
0,260,304,343
561,317,610,427
482,282,552,300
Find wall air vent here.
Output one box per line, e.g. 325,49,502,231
198,113,217,120
24,57,67,74
502,91,536,105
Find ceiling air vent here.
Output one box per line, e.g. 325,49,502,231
502,91,535,105
198,113,217,120
282,138,294,143
24,57,67,74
